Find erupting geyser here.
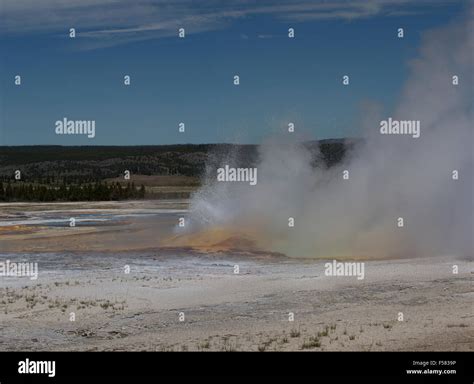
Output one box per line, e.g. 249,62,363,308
169,14,473,260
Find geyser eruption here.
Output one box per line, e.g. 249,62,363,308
177,13,473,259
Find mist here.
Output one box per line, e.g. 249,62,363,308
181,12,473,260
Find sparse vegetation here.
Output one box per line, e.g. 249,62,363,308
290,328,301,338
301,336,321,349
199,340,210,349
318,326,329,337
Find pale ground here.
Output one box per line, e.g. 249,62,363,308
0,202,472,351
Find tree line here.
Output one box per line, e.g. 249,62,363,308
0,182,146,202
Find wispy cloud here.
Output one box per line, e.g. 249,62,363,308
0,0,465,49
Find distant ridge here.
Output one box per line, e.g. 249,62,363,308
0,139,358,182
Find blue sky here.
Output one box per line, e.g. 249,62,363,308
0,0,469,145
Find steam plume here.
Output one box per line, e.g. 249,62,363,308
179,12,473,260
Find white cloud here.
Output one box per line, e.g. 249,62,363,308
0,0,465,49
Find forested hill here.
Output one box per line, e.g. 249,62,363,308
0,140,356,185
